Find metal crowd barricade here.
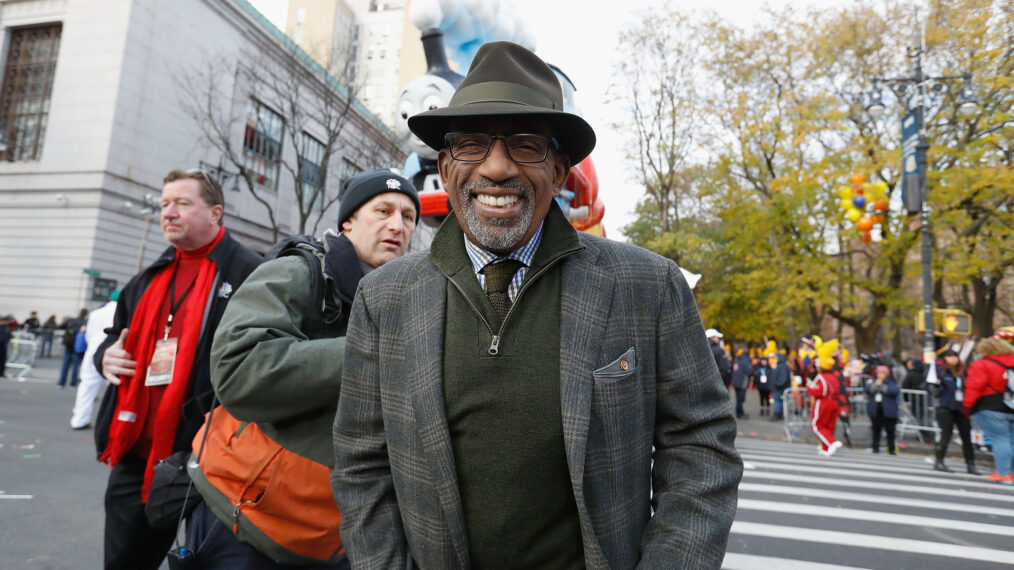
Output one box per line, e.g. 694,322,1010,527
5,330,39,381
782,379,939,444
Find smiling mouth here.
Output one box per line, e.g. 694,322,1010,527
475,194,519,208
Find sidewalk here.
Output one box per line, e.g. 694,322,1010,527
730,386,994,467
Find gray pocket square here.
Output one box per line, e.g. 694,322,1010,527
593,347,637,384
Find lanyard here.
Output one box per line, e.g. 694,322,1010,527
164,262,197,341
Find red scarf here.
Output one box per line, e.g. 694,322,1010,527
100,228,224,500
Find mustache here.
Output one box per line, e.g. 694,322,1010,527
462,177,532,197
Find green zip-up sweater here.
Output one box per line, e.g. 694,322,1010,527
429,204,586,569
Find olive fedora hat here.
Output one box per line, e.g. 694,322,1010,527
407,41,596,163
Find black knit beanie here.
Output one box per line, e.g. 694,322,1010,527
337,169,420,227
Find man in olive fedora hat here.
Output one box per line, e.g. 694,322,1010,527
332,41,741,570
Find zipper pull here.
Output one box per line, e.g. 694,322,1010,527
488,335,500,355
233,502,242,533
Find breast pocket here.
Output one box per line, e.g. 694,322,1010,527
593,347,637,385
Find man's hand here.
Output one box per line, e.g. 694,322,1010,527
101,329,136,386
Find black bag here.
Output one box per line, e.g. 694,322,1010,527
94,384,117,458
144,450,203,530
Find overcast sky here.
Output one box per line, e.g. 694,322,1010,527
248,0,846,239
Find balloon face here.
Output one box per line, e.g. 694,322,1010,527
850,172,866,185
873,198,889,211
396,74,459,160
852,195,867,209
847,208,862,222
857,216,873,231
837,185,853,199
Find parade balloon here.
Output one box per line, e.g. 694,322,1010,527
873,198,889,211
850,172,865,185
837,186,853,199
855,187,864,195
861,231,873,243
874,181,888,194
852,195,866,209
871,214,885,226
839,198,853,210
857,216,873,231
847,208,862,222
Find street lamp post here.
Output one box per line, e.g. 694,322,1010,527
865,22,977,367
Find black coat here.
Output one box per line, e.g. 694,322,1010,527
93,230,261,458
770,354,791,392
864,377,900,419
710,340,732,387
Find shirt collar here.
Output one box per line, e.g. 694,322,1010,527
463,221,544,276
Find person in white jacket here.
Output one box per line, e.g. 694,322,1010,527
69,291,119,429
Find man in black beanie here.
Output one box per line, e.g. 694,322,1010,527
185,169,418,568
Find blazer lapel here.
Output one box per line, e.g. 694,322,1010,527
559,239,613,497
404,261,470,568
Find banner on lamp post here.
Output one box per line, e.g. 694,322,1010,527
901,110,923,215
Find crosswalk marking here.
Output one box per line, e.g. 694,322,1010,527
731,521,1013,563
739,448,980,477
737,498,1014,535
740,470,1012,503
722,552,873,570
743,459,1014,494
738,482,1014,518
729,438,1013,568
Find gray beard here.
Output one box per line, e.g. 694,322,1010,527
458,178,534,252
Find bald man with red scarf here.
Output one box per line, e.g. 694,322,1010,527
93,169,261,570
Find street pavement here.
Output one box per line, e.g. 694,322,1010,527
2,355,1011,569
728,437,1014,569
1,354,110,569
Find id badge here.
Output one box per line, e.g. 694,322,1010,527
760,373,768,385
146,338,177,386
875,393,883,403
955,390,964,402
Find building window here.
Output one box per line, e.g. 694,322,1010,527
0,24,62,162
338,158,363,199
243,99,284,190
299,133,326,210
296,8,307,24
294,29,304,44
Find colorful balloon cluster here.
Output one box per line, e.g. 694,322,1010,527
835,173,889,243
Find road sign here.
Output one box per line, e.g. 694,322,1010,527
91,277,117,302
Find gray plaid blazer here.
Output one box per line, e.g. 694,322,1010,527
332,228,742,570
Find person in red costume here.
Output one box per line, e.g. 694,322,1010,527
808,339,844,457
92,169,261,570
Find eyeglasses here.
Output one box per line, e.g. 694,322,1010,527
444,132,559,164
186,168,218,190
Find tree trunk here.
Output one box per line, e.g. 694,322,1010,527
970,276,999,339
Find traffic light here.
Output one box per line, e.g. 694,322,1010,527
914,309,973,337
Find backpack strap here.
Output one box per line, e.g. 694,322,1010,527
982,357,1014,396
266,236,328,334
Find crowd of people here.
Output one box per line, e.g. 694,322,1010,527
705,326,1014,483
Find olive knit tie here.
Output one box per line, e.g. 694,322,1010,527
482,259,524,326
